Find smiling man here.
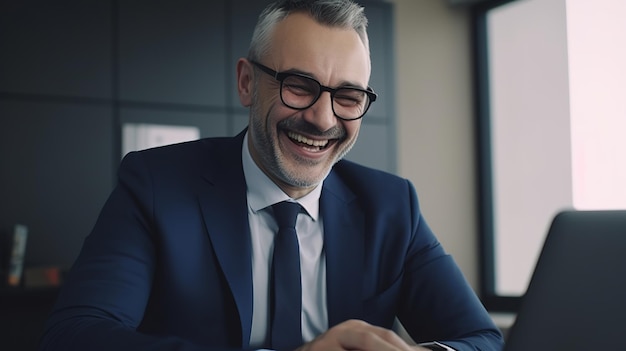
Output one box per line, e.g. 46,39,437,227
240,10,370,199
39,1,503,351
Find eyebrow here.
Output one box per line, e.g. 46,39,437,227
281,67,368,90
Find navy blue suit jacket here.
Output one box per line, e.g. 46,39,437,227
40,131,502,351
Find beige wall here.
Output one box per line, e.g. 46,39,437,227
391,0,479,288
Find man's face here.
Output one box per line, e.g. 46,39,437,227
245,12,371,198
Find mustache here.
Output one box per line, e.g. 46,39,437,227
278,117,346,140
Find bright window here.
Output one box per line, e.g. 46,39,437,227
479,0,626,308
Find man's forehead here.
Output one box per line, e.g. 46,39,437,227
266,12,371,84
270,12,359,44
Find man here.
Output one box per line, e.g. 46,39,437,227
39,1,503,350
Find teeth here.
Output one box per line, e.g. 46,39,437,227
288,131,329,147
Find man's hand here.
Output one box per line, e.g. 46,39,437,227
295,319,431,351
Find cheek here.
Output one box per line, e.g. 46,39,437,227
251,96,276,129
266,103,300,132
344,121,362,140
256,92,285,121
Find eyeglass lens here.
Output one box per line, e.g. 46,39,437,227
281,75,370,120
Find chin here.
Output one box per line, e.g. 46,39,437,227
281,166,328,189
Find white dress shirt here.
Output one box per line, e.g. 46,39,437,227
242,133,328,348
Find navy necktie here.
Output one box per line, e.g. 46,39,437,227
270,201,303,350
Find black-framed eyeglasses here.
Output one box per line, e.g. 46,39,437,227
250,60,377,121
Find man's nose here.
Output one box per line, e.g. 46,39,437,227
303,91,337,132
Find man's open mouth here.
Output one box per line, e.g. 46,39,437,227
287,131,331,151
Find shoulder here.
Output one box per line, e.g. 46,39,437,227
114,134,245,192
135,134,239,158
327,160,427,248
121,134,241,170
328,159,419,210
331,159,413,192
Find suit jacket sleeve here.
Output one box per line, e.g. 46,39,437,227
324,160,503,350
397,180,503,350
38,149,248,351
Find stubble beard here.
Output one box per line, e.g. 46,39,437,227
248,98,357,189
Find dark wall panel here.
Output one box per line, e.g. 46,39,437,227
0,100,114,267
0,1,112,99
363,2,393,119
345,123,391,171
118,0,227,106
228,0,273,110
232,113,250,136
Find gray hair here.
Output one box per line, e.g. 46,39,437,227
247,0,370,62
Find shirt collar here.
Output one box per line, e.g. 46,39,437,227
242,132,322,221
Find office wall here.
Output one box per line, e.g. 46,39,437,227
392,0,478,288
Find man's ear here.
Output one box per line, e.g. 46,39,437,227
236,58,254,107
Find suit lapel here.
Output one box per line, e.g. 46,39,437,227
197,133,253,347
321,171,366,327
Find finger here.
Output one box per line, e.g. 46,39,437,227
334,320,414,351
338,329,410,351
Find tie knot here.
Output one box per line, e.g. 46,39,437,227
272,201,301,229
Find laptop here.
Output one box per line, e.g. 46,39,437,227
504,210,626,350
